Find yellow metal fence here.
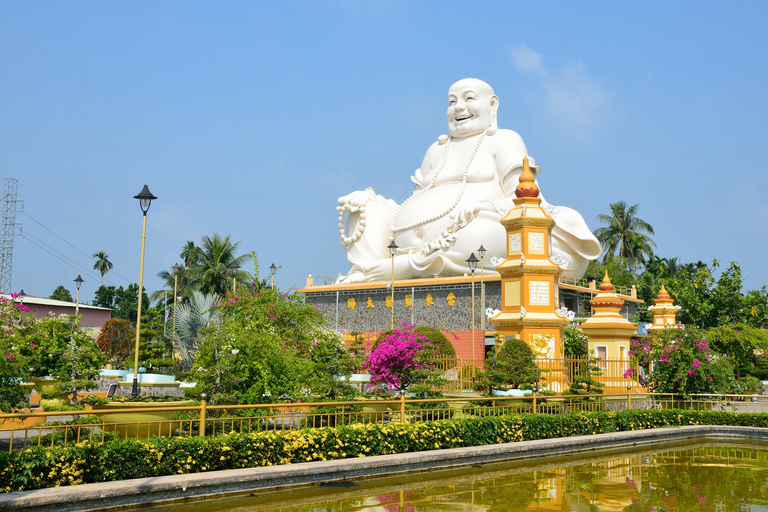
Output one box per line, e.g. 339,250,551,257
2,392,765,453
431,357,644,394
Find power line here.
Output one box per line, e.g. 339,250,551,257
19,233,99,280
19,210,131,283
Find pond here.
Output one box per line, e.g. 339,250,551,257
129,440,768,511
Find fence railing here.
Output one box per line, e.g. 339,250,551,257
2,392,764,453
430,357,644,394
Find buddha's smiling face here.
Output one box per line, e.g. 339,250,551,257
447,79,498,138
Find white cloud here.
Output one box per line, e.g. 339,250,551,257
509,44,612,138
510,44,546,76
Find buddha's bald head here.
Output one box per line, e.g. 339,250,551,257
447,78,498,138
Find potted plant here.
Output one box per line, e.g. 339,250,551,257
85,395,196,438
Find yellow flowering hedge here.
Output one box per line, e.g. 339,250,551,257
2,409,767,493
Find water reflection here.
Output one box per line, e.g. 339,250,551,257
136,441,768,512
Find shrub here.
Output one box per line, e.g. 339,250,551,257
3,409,768,493
364,325,444,394
474,338,540,395
413,327,456,358
647,326,738,396
96,318,135,369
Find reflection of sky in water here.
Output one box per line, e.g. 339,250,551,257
132,441,768,512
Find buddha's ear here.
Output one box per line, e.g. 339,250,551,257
488,95,499,136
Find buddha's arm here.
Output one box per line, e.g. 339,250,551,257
410,141,442,191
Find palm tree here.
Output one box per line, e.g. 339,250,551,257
151,264,193,305
188,234,253,295
92,251,113,285
173,290,221,363
181,241,200,268
594,201,656,268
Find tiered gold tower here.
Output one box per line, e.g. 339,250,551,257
490,157,569,359
580,271,638,360
647,282,680,332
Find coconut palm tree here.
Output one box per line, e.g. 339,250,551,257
180,241,200,268
188,234,253,295
92,251,113,285
594,201,656,268
151,264,193,305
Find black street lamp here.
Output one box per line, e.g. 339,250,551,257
388,241,398,329
73,275,84,317
131,185,156,397
466,253,479,365
269,263,277,289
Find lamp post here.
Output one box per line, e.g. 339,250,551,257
172,262,181,339
477,245,486,334
388,241,398,330
466,253,479,365
229,261,241,293
269,263,277,289
131,185,156,397
73,275,84,317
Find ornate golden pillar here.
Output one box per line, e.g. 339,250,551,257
490,157,569,362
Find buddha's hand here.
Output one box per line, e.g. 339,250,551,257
448,200,500,229
337,187,378,211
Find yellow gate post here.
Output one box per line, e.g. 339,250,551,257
199,393,208,437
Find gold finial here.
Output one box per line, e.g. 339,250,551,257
599,270,615,292
657,282,670,300
515,156,539,198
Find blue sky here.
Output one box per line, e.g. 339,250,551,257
1,1,766,303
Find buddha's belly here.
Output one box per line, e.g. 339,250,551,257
393,182,504,247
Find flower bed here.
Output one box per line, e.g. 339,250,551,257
2,409,768,493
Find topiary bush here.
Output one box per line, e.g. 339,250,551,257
413,327,456,358
475,338,541,395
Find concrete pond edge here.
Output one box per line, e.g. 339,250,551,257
2,425,768,512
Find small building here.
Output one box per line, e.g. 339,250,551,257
2,294,111,330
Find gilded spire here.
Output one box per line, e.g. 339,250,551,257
656,282,670,300
599,270,615,292
515,156,539,198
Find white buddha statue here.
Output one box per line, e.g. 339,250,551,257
336,78,601,283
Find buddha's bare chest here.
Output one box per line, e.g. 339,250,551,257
424,148,497,186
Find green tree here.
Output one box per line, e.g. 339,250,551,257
92,251,113,285
180,240,200,268
189,288,353,405
152,264,193,305
704,323,768,377
93,284,149,322
594,201,656,268
187,234,253,295
49,285,73,302
0,295,33,412
475,338,541,395
666,261,767,329
173,290,221,363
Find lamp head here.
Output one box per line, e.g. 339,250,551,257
477,245,486,259
229,261,241,271
133,185,157,213
387,240,398,257
74,275,84,290
172,263,181,273
466,253,479,273
269,263,277,275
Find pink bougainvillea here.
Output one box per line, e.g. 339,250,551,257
363,326,436,393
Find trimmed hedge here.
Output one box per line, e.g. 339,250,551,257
2,409,768,493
